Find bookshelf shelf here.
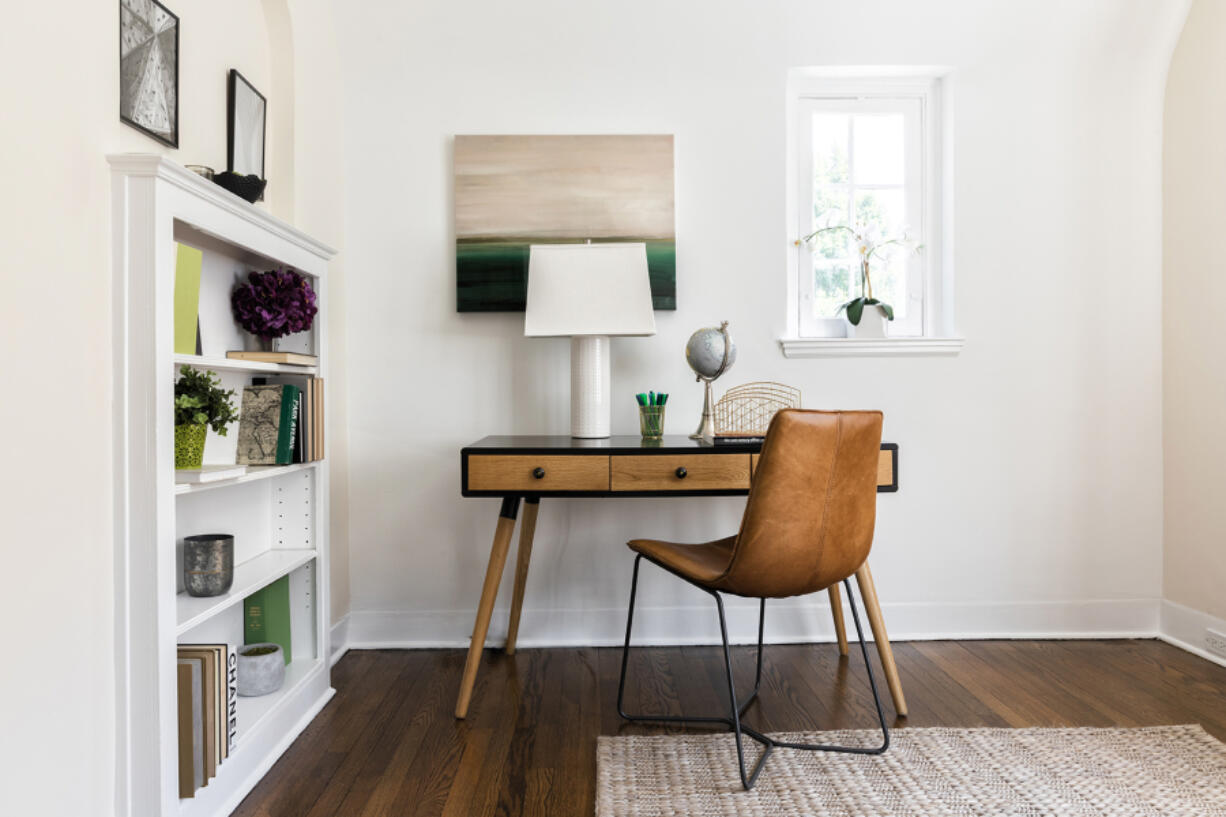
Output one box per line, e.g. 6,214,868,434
176,549,317,635
175,462,319,496
174,353,319,376
112,154,335,817
234,657,325,740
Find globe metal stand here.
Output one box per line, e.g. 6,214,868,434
688,321,734,440
690,379,717,440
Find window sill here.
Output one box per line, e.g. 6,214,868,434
778,336,965,358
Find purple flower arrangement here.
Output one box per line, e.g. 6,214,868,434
231,269,318,340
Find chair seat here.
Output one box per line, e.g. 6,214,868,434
627,535,737,588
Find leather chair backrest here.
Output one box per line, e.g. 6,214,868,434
718,409,882,599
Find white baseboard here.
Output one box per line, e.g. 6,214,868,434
1158,600,1226,669
330,613,350,666
344,597,1161,650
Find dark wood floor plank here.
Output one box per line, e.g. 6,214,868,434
234,639,1226,817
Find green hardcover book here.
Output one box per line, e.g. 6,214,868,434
244,575,292,665
276,386,300,465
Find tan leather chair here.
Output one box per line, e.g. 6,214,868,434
616,409,890,790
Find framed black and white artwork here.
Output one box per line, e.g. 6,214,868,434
119,0,179,147
227,70,267,179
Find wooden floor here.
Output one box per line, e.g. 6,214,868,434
234,639,1226,816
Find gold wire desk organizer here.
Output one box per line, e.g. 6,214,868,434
713,381,802,440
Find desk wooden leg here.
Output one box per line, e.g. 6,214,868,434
455,497,520,719
505,498,539,655
827,583,849,656
854,561,908,717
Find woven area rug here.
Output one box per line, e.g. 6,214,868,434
597,725,1226,816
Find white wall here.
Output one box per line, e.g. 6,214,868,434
335,0,1188,648
1164,0,1226,623
288,0,352,628
0,3,303,814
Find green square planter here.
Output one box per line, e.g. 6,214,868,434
175,423,207,469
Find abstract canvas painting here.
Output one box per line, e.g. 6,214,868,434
119,0,179,147
455,135,675,312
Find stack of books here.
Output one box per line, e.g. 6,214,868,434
235,377,325,465
176,644,238,798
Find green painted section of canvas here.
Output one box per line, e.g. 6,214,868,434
456,239,676,312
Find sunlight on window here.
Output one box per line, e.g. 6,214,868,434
811,112,909,320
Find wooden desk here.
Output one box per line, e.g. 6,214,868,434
456,435,906,719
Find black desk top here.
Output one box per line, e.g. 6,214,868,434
462,435,762,454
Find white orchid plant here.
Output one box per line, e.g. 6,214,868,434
794,222,923,325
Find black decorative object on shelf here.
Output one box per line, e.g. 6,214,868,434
213,171,267,203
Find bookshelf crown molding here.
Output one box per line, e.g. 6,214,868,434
106,154,338,261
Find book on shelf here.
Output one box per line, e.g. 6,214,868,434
177,657,205,797
175,464,249,484
226,644,238,752
254,375,325,464
245,575,292,665
236,384,300,465
177,644,238,781
177,647,219,779
225,350,319,367
173,244,203,356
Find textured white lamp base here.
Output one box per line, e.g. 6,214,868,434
571,335,611,438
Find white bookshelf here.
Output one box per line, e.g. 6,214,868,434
111,155,337,817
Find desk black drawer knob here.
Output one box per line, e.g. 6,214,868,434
675,467,687,479
533,467,546,479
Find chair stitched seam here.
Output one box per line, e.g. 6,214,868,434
811,413,844,583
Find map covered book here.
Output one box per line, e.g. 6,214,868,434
236,384,300,465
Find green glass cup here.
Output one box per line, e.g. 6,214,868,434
639,406,666,440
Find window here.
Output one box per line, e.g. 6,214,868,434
788,72,954,348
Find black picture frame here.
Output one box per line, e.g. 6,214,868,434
227,69,267,179
118,0,180,148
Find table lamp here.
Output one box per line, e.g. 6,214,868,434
525,243,656,438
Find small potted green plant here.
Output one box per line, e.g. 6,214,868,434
174,366,238,469
796,223,922,338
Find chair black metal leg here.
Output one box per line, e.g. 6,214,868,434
618,555,765,724
617,557,891,791
715,592,773,788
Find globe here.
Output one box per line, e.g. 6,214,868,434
685,322,737,382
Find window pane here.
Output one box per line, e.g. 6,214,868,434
854,188,908,318
854,188,905,237
811,187,851,259
814,263,853,319
853,114,904,186
812,113,848,185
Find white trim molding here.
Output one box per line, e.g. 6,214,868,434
779,336,965,358
1159,600,1226,670
345,596,1158,650
330,614,351,667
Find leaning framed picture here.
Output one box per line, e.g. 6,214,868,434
119,0,179,147
227,69,267,180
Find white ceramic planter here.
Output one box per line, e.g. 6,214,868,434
237,643,286,696
845,306,890,339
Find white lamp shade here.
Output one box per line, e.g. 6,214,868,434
524,243,657,337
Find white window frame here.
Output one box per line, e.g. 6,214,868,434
783,69,962,357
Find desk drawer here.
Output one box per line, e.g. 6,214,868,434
611,454,750,492
467,454,610,492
